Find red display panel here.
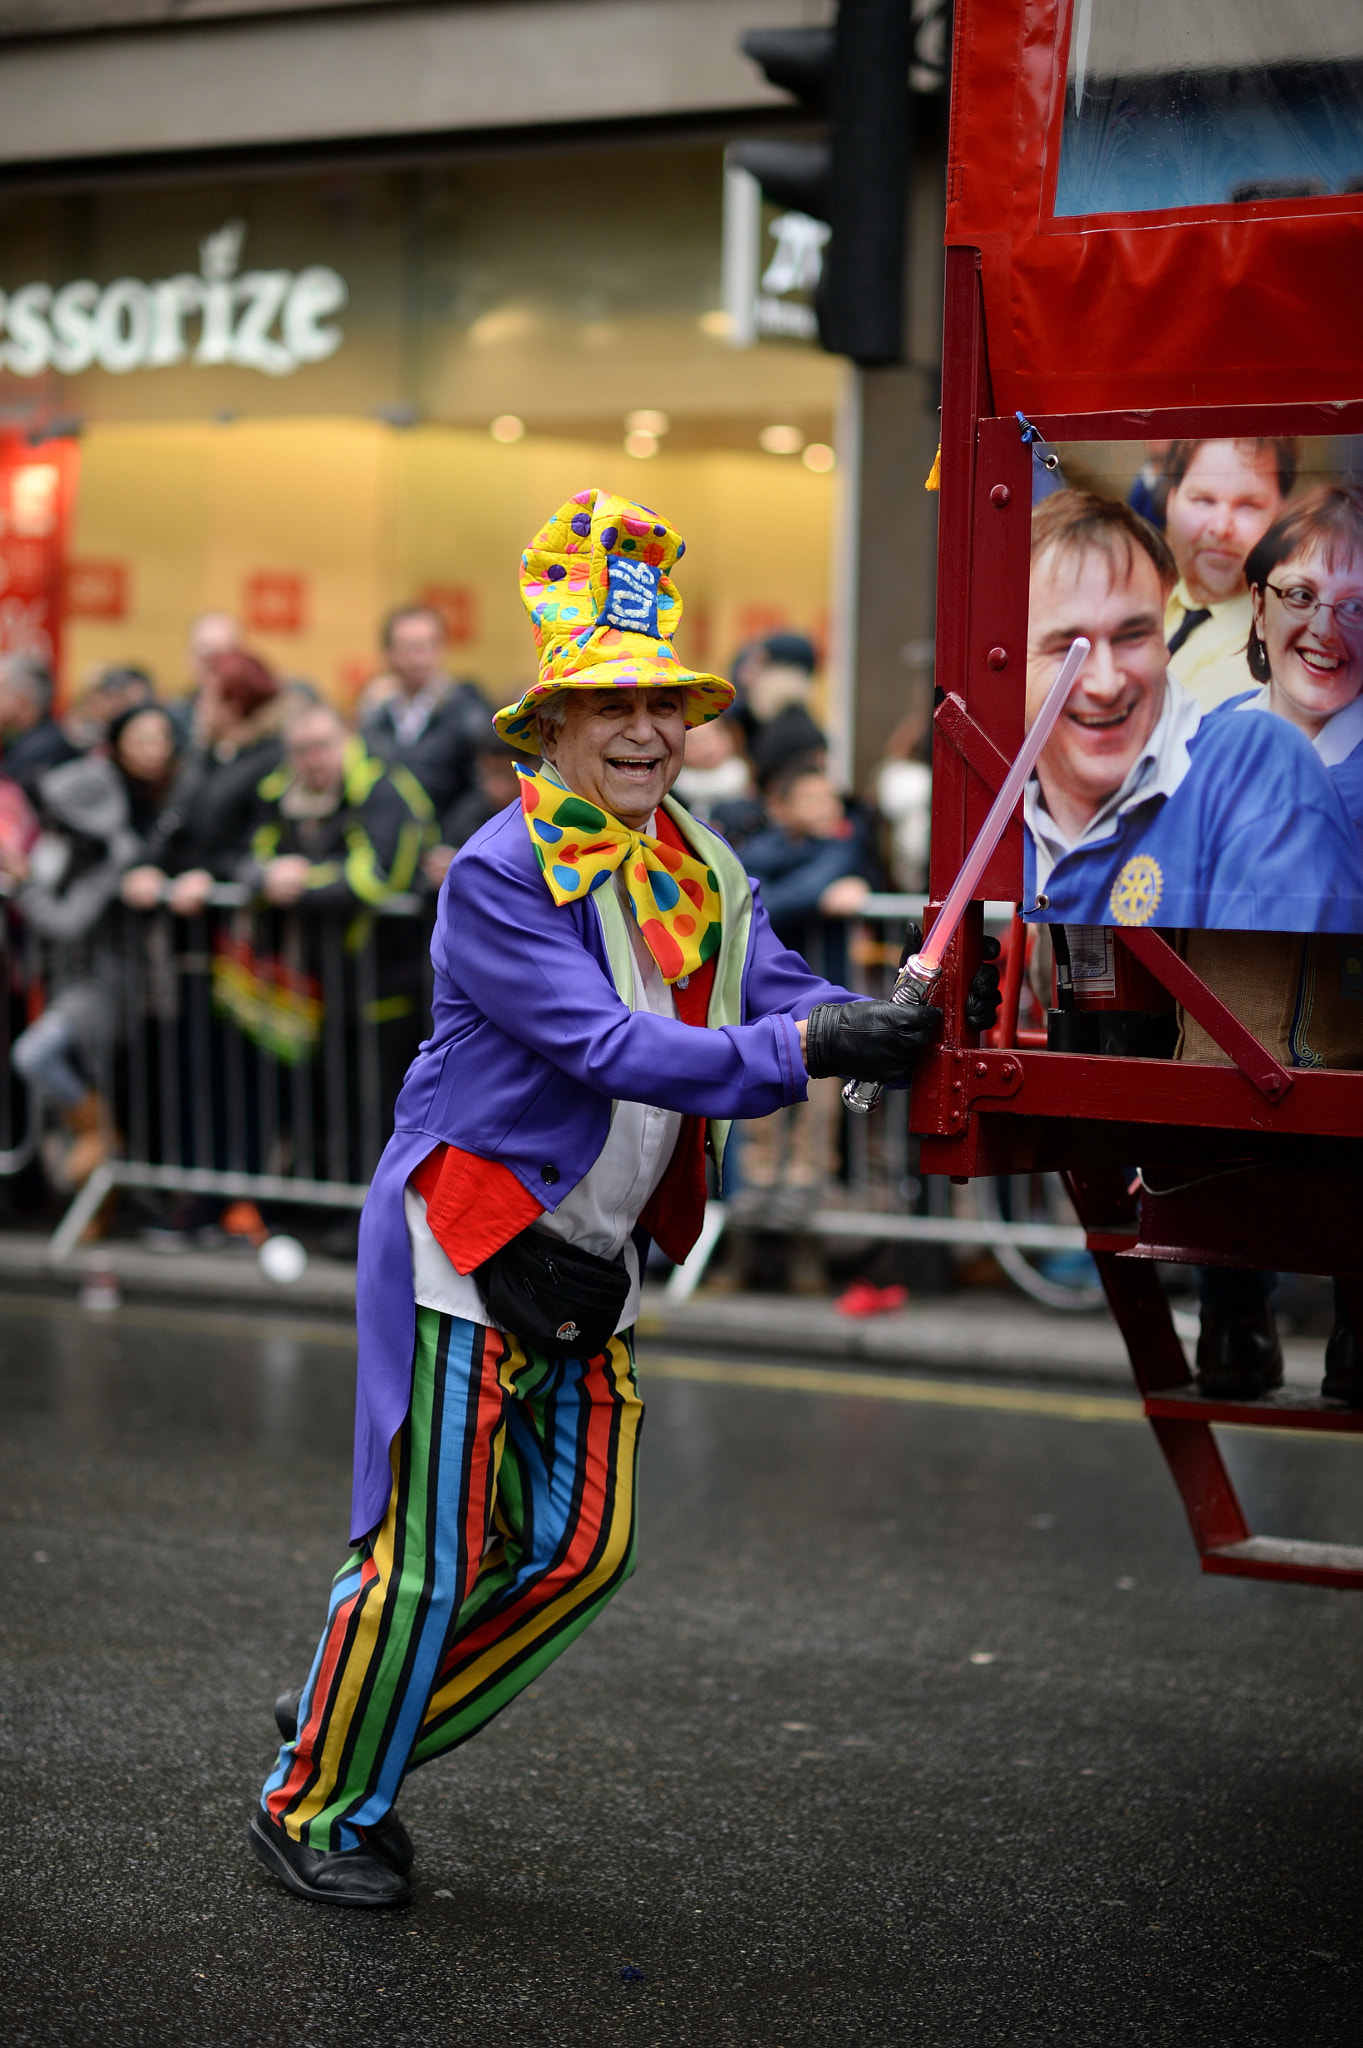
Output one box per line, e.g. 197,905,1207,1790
0,435,77,684
945,0,1363,415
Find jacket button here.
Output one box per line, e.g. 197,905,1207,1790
542,1164,560,1184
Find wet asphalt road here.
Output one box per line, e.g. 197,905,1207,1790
0,1293,1360,2047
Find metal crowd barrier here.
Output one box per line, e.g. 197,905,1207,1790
664,894,1091,1306
1,884,1087,1299
0,886,433,1263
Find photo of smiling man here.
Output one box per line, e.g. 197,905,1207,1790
1022,491,1363,934
1162,437,1296,710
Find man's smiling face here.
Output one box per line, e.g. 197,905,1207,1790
1026,541,1171,842
538,685,689,828
1164,439,1283,608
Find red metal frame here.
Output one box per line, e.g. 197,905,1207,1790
944,0,1363,413
922,0,1363,1589
922,249,1363,1159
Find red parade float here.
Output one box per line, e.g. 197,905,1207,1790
916,0,1363,1588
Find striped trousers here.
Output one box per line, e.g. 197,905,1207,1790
261,1307,643,1851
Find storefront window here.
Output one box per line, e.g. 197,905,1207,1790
1056,0,1363,217
0,145,842,701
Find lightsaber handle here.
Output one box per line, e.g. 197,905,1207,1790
839,633,1090,1117
842,953,942,1115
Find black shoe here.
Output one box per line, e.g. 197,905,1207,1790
1322,1320,1363,1405
249,1808,410,1908
274,1687,303,1743
1195,1304,1284,1399
270,1689,415,1876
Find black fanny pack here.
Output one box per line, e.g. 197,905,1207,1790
474,1229,630,1358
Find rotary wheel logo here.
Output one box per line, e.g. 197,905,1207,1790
1109,855,1164,927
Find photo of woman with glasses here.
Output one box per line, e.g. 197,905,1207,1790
1184,485,1363,1402
1225,485,1363,849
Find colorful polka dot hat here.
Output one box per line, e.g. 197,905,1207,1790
494,486,735,751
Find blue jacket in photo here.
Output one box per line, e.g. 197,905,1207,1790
1211,687,1363,866
1023,704,1363,932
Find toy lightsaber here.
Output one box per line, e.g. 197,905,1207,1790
842,634,1091,1115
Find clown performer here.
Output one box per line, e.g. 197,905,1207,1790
248,489,1001,1906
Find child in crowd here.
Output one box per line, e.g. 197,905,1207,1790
741,762,876,954
671,712,754,824
874,713,932,895
724,763,880,1286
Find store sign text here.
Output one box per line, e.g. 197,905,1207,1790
0,221,348,381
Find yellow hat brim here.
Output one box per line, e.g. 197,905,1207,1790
494,662,735,752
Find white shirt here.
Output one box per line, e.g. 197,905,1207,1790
406,881,683,1335
1024,677,1203,900
388,687,441,747
1235,684,1363,768
670,755,752,823
1164,584,1256,713
875,758,932,893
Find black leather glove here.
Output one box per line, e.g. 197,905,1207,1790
804,998,943,1081
896,924,1002,1034
966,935,1003,1034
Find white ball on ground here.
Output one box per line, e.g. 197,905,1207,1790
259,1234,308,1285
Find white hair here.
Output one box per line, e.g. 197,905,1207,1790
533,689,572,730
0,652,53,713
534,685,693,733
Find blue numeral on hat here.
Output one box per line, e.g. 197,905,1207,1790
604,556,661,636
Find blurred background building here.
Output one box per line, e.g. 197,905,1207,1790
0,0,948,782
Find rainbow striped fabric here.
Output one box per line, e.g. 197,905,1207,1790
261,1307,641,1852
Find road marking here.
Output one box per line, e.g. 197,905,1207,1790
0,1291,1137,1417
640,1353,1144,1423
0,1291,1349,1438
0,1292,1137,1417
0,1290,354,1348
642,1356,1362,1439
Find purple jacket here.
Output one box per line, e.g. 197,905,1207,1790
351,800,857,1537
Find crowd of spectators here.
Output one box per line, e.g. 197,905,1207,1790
0,607,932,1280
0,605,487,1210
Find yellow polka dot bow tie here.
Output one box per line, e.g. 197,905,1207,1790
517,765,721,984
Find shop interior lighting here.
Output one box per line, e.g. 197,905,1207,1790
469,307,536,347
759,423,804,456
801,442,835,473
623,429,660,459
490,414,525,443
624,409,670,435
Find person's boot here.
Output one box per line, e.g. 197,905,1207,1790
1321,1318,1363,1406
58,1089,116,1192
1195,1301,1284,1399
787,1230,829,1297
248,1808,410,1908
272,1688,414,1876
702,1223,756,1294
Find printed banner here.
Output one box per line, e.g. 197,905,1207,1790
1023,436,1363,936
0,434,78,682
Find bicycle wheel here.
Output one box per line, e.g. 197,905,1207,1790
975,1173,1106,1313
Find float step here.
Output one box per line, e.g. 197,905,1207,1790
1145,1386,1363,1434
1202,1536,1363,1590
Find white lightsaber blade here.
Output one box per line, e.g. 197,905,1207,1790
843,634,1091,1115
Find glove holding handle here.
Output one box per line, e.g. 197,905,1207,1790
806,994,945,1084
829,930,1003,1111
834,633,1089,1111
